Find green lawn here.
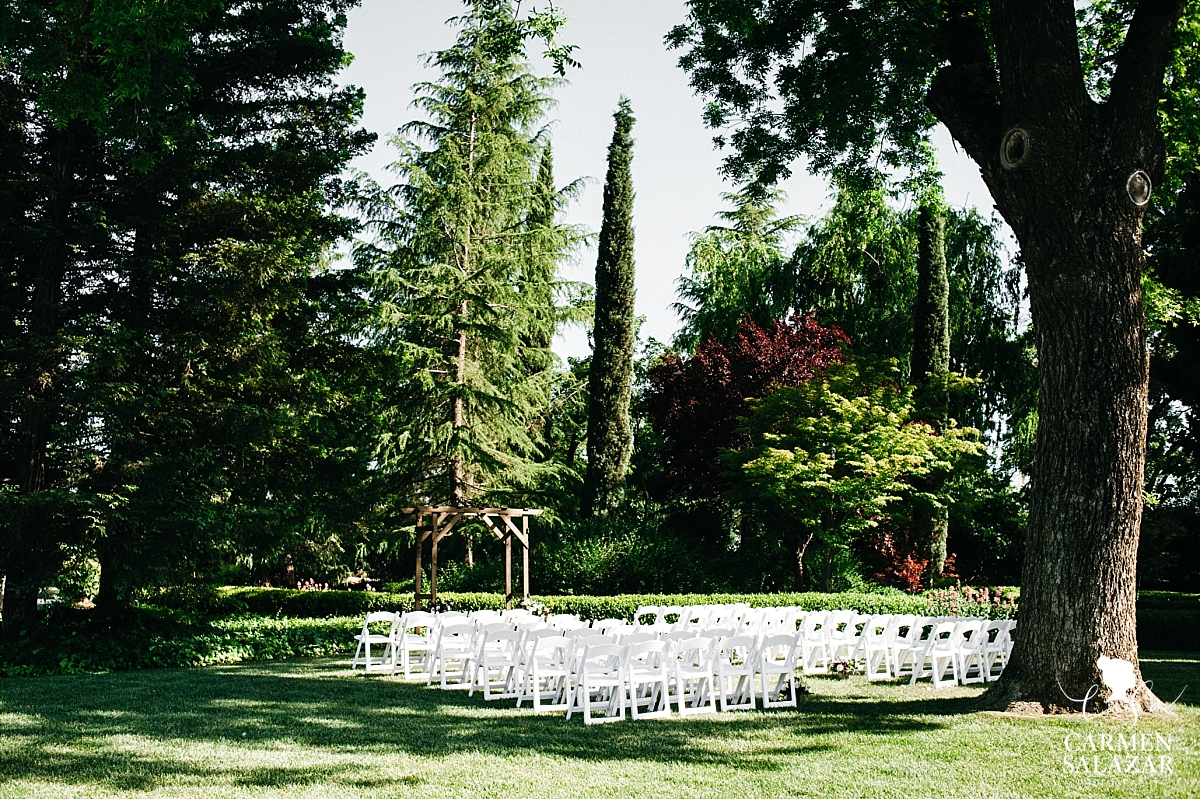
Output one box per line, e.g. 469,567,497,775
1,653,1196,798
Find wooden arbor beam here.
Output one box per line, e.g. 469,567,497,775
402,506,542,609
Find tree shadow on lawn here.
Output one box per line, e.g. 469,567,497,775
0,658,967,792
1139,652,1200,707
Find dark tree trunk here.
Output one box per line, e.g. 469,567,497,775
926,0,1183,712
912,203,951,575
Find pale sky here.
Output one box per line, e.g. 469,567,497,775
338,0,1000,359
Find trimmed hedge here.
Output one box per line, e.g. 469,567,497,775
163,587,938,620
0,609,360,677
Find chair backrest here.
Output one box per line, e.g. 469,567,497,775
623,631,658,646
437,623,475,649
800,611,829,639
827,610,854,636
930,621,957,649
438,611,468,622
469,609,501,621
593,618,628,635
532,635,570,663
658,606,685,626
478,621,512,635
704,626,737,642
549,614,589,631
955,619,985,648
580,643,627,672
628,638,669,662
888,614,917,642
634,606,661,627
360,611,398,637
863,615,890,640
675,636,713,665
404,611,435,627
513,616,548,630
718,634,758,662
758,633,797,665
501,608,532,620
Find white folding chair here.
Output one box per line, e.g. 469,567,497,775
714,634,758,711
982,620,1014,681
890,615,924,679
910,621,959,688
757,633,799,708
861,615,893,681
799,611,831,674
956,619,987,685
517,635,572,713
470,628,523,700
429,623,475,689
391,611,436,679
825,610,856,662
672,637,716,715
351,611,399,672
568,643,628,725
625,639,672,719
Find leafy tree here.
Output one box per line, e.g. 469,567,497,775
728,358,984,589
670,0,1189,711
358,0,578,522
645,315,848,504
0,0,376,625
585,98,637,516
673,190,802,352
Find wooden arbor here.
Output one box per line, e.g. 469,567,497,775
402,506,542,609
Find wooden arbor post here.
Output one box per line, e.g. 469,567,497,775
402,506,542,609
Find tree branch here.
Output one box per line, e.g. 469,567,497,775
1106,0,1185,176
925,6,1003,176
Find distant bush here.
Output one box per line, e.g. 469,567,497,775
0,607,359,677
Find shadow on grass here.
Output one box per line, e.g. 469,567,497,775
0,657,977,792
1140,651,1200,707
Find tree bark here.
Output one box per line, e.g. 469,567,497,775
926,0,1184,712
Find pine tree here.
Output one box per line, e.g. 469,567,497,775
585,98,637,516
360,1,576,516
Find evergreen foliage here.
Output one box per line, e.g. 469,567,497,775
673,190,802,352
356,0,579,514
584,98,637,516
0,0,375,626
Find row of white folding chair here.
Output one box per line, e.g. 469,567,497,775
559,632,801,725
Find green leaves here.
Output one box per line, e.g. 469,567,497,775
727,358,984,550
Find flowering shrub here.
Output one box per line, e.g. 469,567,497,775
518,597,551,618
924,585,1018,619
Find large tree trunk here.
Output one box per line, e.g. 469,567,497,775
925,1,1183,711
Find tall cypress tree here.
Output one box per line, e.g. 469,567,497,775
585,98,637,516
912,201,951,575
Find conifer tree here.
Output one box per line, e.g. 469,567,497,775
360,0,576,515
911,201,952,575
585,99,637,516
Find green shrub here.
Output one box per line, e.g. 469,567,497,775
1137,609,1200,651
0,607,361,677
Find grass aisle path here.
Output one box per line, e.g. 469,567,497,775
1,653,1196,798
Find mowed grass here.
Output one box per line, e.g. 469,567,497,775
0,653,1197,799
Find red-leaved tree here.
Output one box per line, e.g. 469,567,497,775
645,315,849,501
